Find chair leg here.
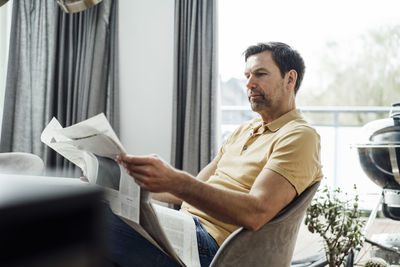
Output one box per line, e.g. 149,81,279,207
345,249,354,267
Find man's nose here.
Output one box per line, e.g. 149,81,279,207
246,76,257,89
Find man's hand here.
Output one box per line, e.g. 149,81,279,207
117,153,187,194
117,153,218,205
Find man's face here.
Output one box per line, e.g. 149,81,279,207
244,51,286,113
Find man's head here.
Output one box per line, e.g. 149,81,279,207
243,42,305,122
244,42,305,95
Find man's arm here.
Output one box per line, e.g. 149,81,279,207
151,159,219,205
151,192,183,205
175,168,296,231
118,154,295,231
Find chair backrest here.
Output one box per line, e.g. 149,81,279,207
0,152,45,176
209,181,321,267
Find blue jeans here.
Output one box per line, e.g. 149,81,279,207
104,204,219,267
193,217,220,267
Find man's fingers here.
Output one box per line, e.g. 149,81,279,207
127,172,147,185
128,164,155,177
117,153,169,193
118,153,158,166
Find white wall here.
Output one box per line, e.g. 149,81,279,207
119,0,175,163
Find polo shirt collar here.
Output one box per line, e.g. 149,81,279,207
264,109,303,132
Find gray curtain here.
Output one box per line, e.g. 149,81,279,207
0,0,119,176
171,0,218,175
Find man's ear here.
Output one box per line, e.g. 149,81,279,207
286,70,298,91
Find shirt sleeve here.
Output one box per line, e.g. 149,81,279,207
264,125,322,194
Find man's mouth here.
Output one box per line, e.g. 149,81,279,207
248,89,263,98
249,94,263,99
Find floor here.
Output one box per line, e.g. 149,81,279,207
293,217,400,266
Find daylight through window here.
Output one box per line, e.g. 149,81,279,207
218,0,400,206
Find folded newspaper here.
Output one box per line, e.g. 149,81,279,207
41,113,200,267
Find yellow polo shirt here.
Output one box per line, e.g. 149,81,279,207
180,109,323,246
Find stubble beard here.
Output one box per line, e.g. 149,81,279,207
249,93,271,112
249,81,286,113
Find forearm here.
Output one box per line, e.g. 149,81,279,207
152,192,182,205
172,172,272,231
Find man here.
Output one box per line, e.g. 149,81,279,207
111,42,323,267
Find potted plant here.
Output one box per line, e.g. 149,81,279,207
304,184,365,267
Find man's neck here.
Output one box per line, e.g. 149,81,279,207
259,105,295,124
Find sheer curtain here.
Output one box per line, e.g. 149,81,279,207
0,0,119,176
0,0,11,136
171,0,218,176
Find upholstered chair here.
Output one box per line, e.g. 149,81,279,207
210,181,320,267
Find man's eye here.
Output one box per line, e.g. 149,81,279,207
255,73,266,77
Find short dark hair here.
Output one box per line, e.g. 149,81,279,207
244,42,305,94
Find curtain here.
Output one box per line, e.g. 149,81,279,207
0,0,119,176
171,0,218,176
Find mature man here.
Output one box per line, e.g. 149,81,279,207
111,42,323,267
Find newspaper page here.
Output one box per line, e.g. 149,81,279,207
41,113,200,267
135,190,199,267
153,204,201,267
41,114,140,223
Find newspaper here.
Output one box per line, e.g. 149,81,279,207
41,113,200,267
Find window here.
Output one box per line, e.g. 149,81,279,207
218,0,400,207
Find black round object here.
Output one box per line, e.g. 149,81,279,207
358,147,400,189
382,189,400,220
358,147,400,190
382,204,400,221
356,103,400,190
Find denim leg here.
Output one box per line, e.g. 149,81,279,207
104,204,181,267
193,217,220,267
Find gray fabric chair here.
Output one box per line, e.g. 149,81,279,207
0,152,45,176
209,181,320,267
